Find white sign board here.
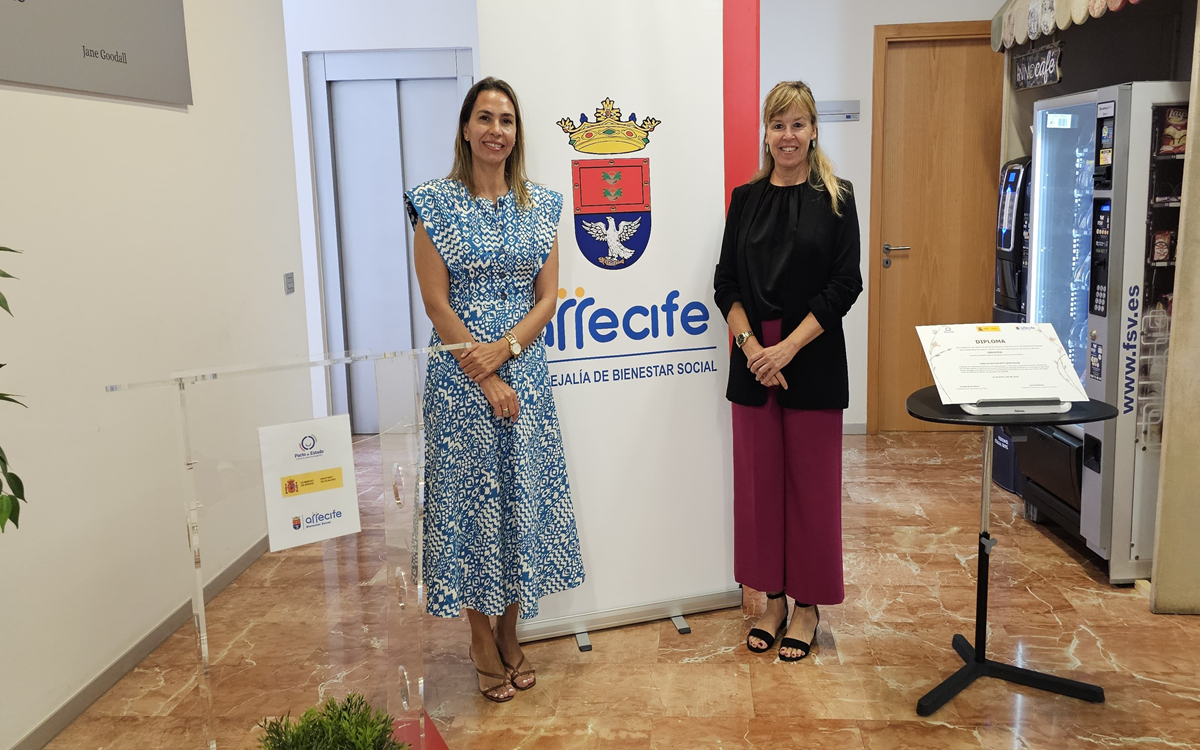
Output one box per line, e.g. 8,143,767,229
258,414,361,552
816,100,861,122
917,323,1090,407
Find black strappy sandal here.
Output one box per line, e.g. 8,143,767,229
779,604,820,662
746,591,789,653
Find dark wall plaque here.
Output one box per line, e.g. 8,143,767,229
1014,43,1062,91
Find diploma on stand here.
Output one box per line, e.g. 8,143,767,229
916,323,1089,415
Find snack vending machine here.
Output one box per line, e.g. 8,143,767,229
1026,81,1188,583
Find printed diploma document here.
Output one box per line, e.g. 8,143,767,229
916,323,1089,407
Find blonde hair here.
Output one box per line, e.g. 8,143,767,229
448,77,532,209
753,80,847,216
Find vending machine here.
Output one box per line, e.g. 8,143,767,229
991,157,1031,494
1024,81,1188,583
995,157,1032,322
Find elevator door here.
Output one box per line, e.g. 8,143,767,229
311,49,472,433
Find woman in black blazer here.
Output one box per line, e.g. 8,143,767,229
713,80,862,661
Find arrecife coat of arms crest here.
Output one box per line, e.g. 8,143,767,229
557,98,660,269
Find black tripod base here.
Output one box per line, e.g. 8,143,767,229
916,634,1105,717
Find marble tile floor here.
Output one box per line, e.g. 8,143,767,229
43,432,1200,750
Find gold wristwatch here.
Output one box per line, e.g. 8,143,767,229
734,331,753,349
504,331,522,358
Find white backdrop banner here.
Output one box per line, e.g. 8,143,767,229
478,0,737,632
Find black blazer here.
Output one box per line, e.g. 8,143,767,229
713,178,863,410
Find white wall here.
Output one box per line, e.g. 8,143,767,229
280,0,480,403
760,0,999,429
0,1,309,746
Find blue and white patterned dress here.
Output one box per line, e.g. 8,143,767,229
404,178,585,619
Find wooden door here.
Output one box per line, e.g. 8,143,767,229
868,23,1004,432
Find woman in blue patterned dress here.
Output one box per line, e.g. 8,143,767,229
404,77,585,703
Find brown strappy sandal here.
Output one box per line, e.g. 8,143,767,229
494,626,537,690
500,651,537,691
469,645,514,703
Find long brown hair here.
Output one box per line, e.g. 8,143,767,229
753,80,847,216
448,77,532,209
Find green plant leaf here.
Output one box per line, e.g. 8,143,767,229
254,693,405,749
0,289,10,316
0,269,14,279
0,445,8,471
0,494,11,532
0,394,27,407
4,471,23,501
6,493,17,528
0,246,21,253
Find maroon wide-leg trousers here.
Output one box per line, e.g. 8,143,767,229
732,319,845,605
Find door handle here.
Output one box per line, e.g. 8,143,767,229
883,243,911,254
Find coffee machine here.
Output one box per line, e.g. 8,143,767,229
994,157,1031,322
991,157,1031,494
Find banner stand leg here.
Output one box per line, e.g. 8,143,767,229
670,615,692,635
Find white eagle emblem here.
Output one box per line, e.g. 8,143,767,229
580,215,642,267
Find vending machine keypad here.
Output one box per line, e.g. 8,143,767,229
1090,200,1112,317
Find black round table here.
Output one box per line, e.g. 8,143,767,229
906,385,1118,427
905,386,1118,717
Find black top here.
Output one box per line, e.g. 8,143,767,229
746,182,808,318
905,386,1119,427
713,178,863,410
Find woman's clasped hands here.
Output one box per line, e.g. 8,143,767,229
459,340,520,422
744,338,797,390
460,339,510,382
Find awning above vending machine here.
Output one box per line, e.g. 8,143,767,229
992,0,1147,51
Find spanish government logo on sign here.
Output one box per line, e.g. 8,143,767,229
558,98,660,270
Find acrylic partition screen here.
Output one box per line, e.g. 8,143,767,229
374,351,434,746
1030,101,1098,383
106,352,429,750
376,347,490,742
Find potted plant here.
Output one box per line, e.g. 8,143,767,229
0,245,26,533
257,693,410,750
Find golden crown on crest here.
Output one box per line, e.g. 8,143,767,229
557,98,661,155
